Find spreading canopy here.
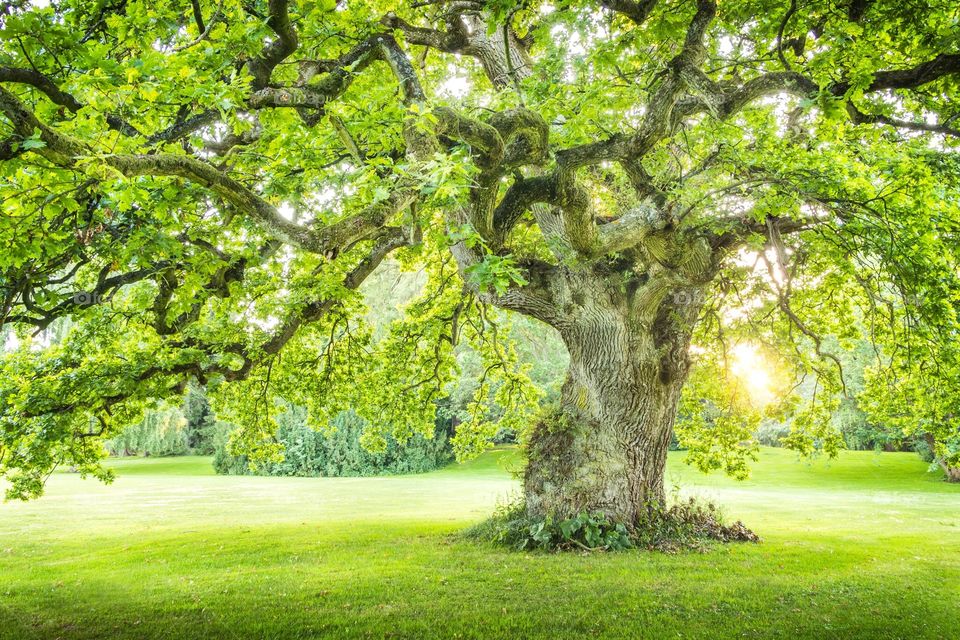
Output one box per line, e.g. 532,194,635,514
1,0,959,498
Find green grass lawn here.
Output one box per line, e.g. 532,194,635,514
1,447,958,639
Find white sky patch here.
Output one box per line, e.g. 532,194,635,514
622,105,647,127
231,311,281,333
3,329,54,353
438,60,471,98
33,330,52,350
718,35,735,57
736,247,788,288
549,24,589,84
438,76,471,98
760,95,797,137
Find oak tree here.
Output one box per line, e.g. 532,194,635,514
1,0,959,523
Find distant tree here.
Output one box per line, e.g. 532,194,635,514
1,0,958,530
180,382,218,454
104,408,190,457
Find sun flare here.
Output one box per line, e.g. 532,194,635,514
729,343,777,407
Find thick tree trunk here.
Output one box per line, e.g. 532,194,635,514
523,279,700,526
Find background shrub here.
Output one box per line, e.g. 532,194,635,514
104,382,223,457
754,421,791,447
214,407,454,477
104,410,190,457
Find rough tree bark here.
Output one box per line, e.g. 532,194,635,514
520,268,705,525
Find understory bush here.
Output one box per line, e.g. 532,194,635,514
214,407,454,477
465,496,759,553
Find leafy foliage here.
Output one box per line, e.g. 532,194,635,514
675,350,770,479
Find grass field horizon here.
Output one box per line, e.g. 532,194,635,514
1,446,958,639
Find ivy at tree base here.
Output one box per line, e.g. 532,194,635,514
465,497,759,553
